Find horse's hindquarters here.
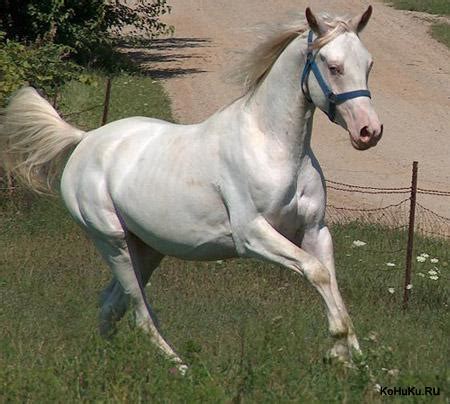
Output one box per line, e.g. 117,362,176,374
61,117,237,260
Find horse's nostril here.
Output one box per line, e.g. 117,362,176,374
360,126,370,138
379,124,384,138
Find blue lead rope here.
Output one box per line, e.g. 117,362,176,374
300,30,371,122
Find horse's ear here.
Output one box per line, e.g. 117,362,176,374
305,8,328,36
350,5,373,33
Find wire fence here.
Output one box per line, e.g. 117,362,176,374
324,161,450,308
325,167,450,241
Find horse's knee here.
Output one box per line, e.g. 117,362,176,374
303,259,330,285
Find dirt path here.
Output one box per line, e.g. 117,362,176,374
122,0,450,217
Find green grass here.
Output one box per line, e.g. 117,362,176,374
386,0,449,15
1,198,448,402
59,72,174,130
431,23,450,47
1,73,449,402
385,0,450,49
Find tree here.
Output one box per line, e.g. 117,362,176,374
0,0,173,65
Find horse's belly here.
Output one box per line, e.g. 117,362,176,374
114,176,237,260
121,209,237,260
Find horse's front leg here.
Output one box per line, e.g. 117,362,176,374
299,225,361,360
235,216,356,361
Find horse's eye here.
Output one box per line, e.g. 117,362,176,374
329,65,339,75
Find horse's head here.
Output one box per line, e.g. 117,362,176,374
303,6,383,150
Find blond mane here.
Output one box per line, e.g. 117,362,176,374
234,14,352,95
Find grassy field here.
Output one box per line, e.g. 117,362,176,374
1,75,449,402
431,23,450,48
59,72,174,130
385,0,450,48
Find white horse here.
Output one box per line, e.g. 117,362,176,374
1,7,382,372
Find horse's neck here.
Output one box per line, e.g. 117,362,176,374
246,34,314,159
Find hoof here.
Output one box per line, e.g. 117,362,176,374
169,364,188,376
324,340,351,364
99,323,117,339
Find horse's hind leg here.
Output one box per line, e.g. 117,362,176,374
92,233,186,372
98,232,164,335
99,279,129,336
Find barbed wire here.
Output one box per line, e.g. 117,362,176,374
326,185,410,195
325,179,410,192
327,198,410,212
417,188,450,197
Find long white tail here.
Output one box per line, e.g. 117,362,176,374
0,87,86,194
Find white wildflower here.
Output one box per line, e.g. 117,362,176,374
406,284,413,290
428,269,437,275
429,275,439,281
430,258,439,263
416,256,426,263
388,288,395,294
386,262,396,267
417,272,425,277
352,240,367,247
374,383,381,393
420,253,430,258
387,368,400,377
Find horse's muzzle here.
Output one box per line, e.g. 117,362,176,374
350,124,383,150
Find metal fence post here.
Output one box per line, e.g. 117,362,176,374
101,78,112,126
403,161,418,309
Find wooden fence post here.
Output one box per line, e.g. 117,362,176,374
403,161,418,309
6,170,13,197
52,87,59,108
101,78,112,126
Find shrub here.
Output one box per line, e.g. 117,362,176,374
0,0,173,67
0,32,80,105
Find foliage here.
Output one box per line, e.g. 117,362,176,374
0,0,173,66
0,32,79,105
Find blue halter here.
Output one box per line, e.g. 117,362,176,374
300,31,371,122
